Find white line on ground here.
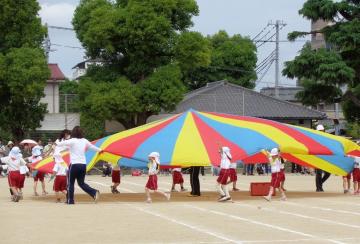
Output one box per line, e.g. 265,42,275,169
240,237,358,243
125,204,241,244
318,198,360,207
236,202,360,229
283,201,360,216
184,204,346,244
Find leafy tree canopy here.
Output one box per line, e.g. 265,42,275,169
284,0,360,122
0,0,49,140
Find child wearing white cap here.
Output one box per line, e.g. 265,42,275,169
0,147,27,202
217,146,232,202
145,152,170,203
29,145,47,196
263,148,287,201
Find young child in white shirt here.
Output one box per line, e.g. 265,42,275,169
145,152,170,203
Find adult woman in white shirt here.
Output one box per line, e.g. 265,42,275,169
56,126,103,204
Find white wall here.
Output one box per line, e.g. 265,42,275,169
40,82,60,113
38,113,80,131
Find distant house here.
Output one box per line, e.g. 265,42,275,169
38,64,80,132
150,81,325,128
260,87,304,105
72,59,103,80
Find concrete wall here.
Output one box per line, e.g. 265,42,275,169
41,82,60,113
38,113,80,131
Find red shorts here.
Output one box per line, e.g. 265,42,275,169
172,171,184,184
271,172,281,188
279,169,285,182
34,171,45,182
8,171,21,188
53,175,67,192
146,175,158,190
217,169,230,185
229,168,237,182
112,170,121,183
343,173,351,180
353,168,360,182
19,174,26,189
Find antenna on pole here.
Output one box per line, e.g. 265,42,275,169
268,20,286,98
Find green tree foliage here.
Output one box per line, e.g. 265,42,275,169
0,48,49,140
284,0,360,122
184,30,257,90
72,0,204,128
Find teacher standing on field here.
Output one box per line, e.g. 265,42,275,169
56,126,103,204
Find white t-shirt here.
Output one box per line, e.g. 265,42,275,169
54,139,68,155
230,162,237,169
0,156,26,172
220,153,231,169
353,156,360,169
56,138,101,165
19,165,29,174
269,157,281,173
53,162,68,176
148,161,159,175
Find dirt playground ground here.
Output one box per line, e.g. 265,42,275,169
1,173,360,244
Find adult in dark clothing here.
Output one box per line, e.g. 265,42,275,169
315,124,331,192
315,169,331,192
189,166,201,196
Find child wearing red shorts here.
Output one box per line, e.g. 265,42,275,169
217,146,232,202
145,152,170,203
111,165,121,194
29,145,47,196
171,167,186,192
264,148,287,201
352,156,360,195
52,162,68,203
342,173,351,194
0,147,27,202
229,161,239,191
19,164,29,199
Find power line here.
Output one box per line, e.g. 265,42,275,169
252,25,271,41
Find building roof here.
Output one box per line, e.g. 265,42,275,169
260,86,303,102
172,81,325,120
48,63,65,81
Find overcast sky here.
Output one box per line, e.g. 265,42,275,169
38,0,310,90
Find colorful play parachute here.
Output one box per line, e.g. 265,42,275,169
33,110,359,175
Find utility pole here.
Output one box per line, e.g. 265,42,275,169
268,20,286,98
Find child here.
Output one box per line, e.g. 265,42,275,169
229,160,239,191
51,162,68,202
217,146,232,202
342,173,351,194
145,152,170,203
0,147,27,202
263,148,287,201
29,145,47,196
111,164,121,194
279,157,286,192
171,167,186,192
19,162,29,199
351,156,360,195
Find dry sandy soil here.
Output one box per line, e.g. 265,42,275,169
1,173,360,244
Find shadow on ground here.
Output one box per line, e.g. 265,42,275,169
31,191,345,203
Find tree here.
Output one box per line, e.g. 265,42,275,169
184,30,257,90
284,0,360,122
0,0,49,140
0,48,49,140
72,0,207,128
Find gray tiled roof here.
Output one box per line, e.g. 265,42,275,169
173,81,325,119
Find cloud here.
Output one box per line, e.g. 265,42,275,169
39,3,76,27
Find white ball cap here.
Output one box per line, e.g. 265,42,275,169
316,124,325,131
270,148,279,156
